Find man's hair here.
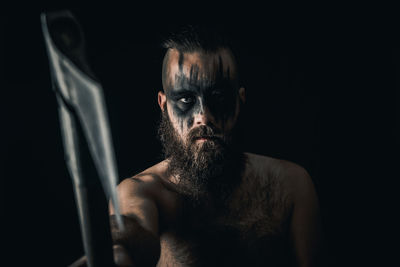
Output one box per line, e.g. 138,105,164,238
161,24,240,90
162,24,231,53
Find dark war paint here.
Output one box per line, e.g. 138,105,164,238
165,51,240,134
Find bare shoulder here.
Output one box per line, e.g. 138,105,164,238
115,160,179,214
244,152,314,201
115,160,173,201
119,160,169,186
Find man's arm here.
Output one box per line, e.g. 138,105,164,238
109,176,161,267
288,164,323,267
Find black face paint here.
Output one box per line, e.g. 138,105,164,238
178,52,184,73
157,110,246,206
165,52,239,134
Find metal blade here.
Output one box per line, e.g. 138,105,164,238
41,10,124,266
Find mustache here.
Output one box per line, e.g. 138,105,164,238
187,125,223,142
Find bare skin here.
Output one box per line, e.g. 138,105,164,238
106,48,323,267
70,48,322,267
110,152,322,267
72,153,321,267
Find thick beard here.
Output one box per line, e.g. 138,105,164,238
157,110,246,207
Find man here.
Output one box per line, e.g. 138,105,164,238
76,25,322,267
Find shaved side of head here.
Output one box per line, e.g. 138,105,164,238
161,25,240,93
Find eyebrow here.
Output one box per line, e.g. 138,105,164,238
170,70,238,95
173,75,222,91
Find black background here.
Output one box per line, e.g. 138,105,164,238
1,6,398,267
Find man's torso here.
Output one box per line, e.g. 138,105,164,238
133,153,296,267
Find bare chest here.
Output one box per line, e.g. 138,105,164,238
157,172,292,267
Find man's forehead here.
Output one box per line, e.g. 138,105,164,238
164,48,237,90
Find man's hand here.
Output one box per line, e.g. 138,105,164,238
70,175,162,267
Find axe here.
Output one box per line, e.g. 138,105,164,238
41,10,124,267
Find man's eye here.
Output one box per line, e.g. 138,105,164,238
179,97,194,104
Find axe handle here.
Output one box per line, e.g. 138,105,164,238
58,97,115,267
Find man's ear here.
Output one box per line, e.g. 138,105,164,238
158,91,166,111
239,87,246,103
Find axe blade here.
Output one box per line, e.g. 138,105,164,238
41,10,124,266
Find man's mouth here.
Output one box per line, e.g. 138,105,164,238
195,136,209,140
193,136,220,142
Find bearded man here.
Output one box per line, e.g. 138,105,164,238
104,26,323,267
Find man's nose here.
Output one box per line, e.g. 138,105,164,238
193,107,215,126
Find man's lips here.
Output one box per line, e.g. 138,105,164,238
193,136,220,142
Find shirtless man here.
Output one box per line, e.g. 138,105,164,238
105,26,323,267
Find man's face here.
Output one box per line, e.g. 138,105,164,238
159,48,244,148
158,48,245,200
